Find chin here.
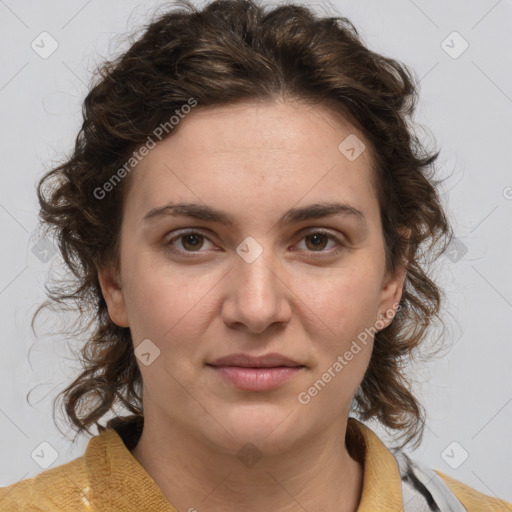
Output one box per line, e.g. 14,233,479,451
206,402,305,454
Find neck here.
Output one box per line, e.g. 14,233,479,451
130,410,364,512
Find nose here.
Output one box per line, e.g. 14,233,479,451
220,244,292,335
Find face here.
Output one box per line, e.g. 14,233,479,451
99,99,405,455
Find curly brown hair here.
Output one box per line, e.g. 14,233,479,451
32,0,453,449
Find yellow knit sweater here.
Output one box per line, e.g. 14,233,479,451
1,417,510,511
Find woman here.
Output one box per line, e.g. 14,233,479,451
1,0,510,510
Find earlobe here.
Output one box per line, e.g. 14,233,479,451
97,268,130,328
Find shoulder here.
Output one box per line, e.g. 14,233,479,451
0,455,91,512
0,428,117,512
0,419,147,512
435,470,512,512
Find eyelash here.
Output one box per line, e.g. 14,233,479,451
165,229,347,258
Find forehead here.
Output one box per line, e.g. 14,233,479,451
159,100,371,163
125,100,379,229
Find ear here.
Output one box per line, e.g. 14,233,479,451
375,227,410,330
97,266,130,328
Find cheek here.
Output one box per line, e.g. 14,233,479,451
302,276,378,396
121,255,225,364
123,268,213,390
125,276,206,339
301,266,383,336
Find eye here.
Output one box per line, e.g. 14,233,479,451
167,230,214,253
295,230,346,256
165,229,345,257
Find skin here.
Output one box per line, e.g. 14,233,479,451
98,98,406,512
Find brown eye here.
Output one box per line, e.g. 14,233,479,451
304,233,330,251
167,231,214,253
296,230,345,256
180,233,204,251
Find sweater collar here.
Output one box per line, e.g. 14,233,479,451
86,416,403,511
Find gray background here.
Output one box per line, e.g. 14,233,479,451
0,0,511,503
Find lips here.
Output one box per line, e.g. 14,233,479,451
206,353,305,391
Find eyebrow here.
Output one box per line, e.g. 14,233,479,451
143,201,365,228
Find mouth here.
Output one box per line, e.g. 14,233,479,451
206,353,305,391
207,352,304,368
